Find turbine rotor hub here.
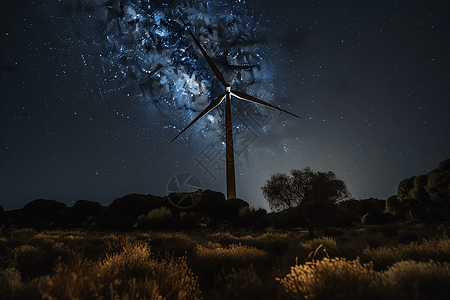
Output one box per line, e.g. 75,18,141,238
226,85,231,93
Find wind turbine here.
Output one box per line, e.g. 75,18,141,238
171,18,300,199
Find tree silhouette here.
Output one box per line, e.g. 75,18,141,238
262,167,350,238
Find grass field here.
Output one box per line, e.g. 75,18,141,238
1,223,449,299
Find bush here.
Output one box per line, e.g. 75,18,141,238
276,257,382,300
5,238,73,280
268,209,308,230
209,232,290,256
380,224,399,238
398,229,420,244
147,232,197,258
212,267,270,300
276,257,450,300
0,268,46,300
381,260,450,300
252,232,290,256
42,241,202,300
0,268,22,299
235,207,268,229
191,242,270,291
361,211,397,225
137,206,173,230
193,243,269,271
301,237,339,260
328,204,360,227
362,237,450,270
179,212,198,230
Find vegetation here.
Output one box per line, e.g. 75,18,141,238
0,224,449,300
1,159,448,299
137,206,174,230
262,167,351,238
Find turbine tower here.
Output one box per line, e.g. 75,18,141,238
171,18,300,199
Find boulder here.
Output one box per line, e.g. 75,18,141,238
95,194,164,230
222,198,250,221
15,199,69,228
69,200,104,227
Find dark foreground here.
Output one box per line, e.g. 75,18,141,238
1,223,449,300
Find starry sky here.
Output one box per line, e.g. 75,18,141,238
1,0,449,211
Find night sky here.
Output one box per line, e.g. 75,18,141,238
1,0,449,211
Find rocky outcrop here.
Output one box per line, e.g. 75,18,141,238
14,199,69,228
95,194,165,230
69,200,104,227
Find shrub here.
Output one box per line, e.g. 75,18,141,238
237,207,252,226
147,232,197,257
0,267,47,300
101,241,156,280
42,241,202,300
194,243,269,270
212,267,269,300
6,239,73,280
361,211,399,225
252,232,290,256
276,258,450,300
210,232,241,245
269,209,308,230
137,206,173,230
323,227,345,237
398,229,420,244
10,228,37,240
301,237,339,259
155,255,202,300
179,212,198,230
362,237,450,270
103,234,137,255
235,207,268,229
328,204,360,227
0,268,22,299
276,257,382,300
191,242,269,291
381,260,450,300
380,224,399,238
209,232,290,256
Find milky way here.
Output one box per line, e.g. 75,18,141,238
69,0,282,149
2,0,449,210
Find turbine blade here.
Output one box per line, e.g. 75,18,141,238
231,91,300,119
179,18,228,87
170,93,226,143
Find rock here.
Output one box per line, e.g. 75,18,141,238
69,200,104,227
0,205,4,225
95,194,164,230
222,198,250,221
15,199,69,228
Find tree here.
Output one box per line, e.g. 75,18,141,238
262,167,351,238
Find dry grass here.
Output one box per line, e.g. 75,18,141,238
209,231,291,256
362,237,450,270
192,242,270,274
41,240,202,300
276,257,381,300
0,224,449,300
211,266,271,300
145,231,197,258
381,260,450,299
